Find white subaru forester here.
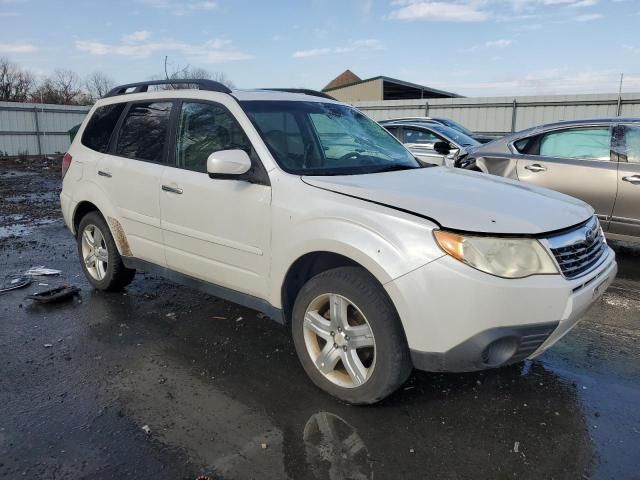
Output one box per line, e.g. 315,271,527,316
60,79,617,404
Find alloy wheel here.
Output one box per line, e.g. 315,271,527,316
80,224,109,281
303,293,376,388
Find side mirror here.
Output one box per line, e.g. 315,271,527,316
433,141,452,155
207,149,251,178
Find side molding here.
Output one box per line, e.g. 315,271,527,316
122,257,285,324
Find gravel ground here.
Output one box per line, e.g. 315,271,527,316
1,158,639,480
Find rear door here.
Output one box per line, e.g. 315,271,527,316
610,124,640,238
401,126,446,165
515,126,618,229
98,100,174,265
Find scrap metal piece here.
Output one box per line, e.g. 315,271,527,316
24,266,62,276
25,285,81,304
0,276,32,293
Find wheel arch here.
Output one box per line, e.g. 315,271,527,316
280,250,394,325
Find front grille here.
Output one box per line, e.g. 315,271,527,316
545,217,607,280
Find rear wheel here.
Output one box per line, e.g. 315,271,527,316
292,267,412,404
77,212,135,291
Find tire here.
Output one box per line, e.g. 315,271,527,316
77,211,135,291
291,266,412,404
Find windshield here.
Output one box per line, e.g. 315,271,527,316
429,125,480,147
241,101,420,175
434,118,475,137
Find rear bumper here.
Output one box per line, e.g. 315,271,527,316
60,191,77,234
386,247,617,372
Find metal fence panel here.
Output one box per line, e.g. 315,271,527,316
354,92,640,136
0,101,90,156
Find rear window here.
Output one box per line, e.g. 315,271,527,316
81,103,126,153
115,102,173,162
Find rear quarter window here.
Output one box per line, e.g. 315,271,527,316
81,103,126,153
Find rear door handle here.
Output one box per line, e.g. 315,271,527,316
525,164,547,172
161,185,183,194
98,170,112,178
622,175,640,184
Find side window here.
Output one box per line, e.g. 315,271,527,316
538,127,611,161
384,126,401,140
252,111,304,169
115,102,173,162
176,102,251,173
623,125,640,164
81,103,126,153
403,128,441,145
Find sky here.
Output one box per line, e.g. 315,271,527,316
1,0,640,97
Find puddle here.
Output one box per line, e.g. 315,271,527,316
5,192,58,203
0,217,58,239
0,169,37,178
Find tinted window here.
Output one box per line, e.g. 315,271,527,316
176,102,251,173
251,110,305,168
403,127,441,145
384,126,401,140
624,125,640,163
539,127,611,160
81,103,126,153
115,102,172,162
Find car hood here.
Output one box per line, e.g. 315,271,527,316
302,167,593,235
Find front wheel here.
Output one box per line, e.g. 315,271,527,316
291,267,412,404
77,212,135,291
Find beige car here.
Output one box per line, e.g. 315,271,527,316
461,118,640,242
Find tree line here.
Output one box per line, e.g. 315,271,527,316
0,57,235,105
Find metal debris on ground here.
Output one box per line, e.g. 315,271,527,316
0,276,31,293
513,441,520,453
141,425,151,435
25,285,81,304
24,266,62,276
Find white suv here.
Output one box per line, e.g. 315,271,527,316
60,79,617,404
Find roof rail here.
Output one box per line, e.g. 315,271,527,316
104,79,232,98
262,88,337,101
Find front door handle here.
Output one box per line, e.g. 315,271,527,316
525,164,547,172
161,185,183,194
622,175,640,184
98,170,112,178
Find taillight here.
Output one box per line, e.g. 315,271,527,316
61,153,72,179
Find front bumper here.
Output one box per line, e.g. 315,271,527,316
385,247,617,372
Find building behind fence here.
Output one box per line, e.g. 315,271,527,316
2,92,640,157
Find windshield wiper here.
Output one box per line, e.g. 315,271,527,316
368,164,421,174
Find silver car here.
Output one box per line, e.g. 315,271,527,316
382,121,480,167
460,118,640,241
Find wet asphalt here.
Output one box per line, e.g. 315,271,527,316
1,160,639,480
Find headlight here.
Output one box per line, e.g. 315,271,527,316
433,230,558,279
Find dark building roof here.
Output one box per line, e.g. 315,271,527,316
323,70,362,91
322,75,461,100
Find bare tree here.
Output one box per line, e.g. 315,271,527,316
31,69,83,105
84,71,115,101
152,63,235,90
0,57,35,102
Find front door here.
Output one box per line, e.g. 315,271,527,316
97,100,174,265
402,127,448,165
610,124,640,238
160,100,272,299
516,126,618,229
